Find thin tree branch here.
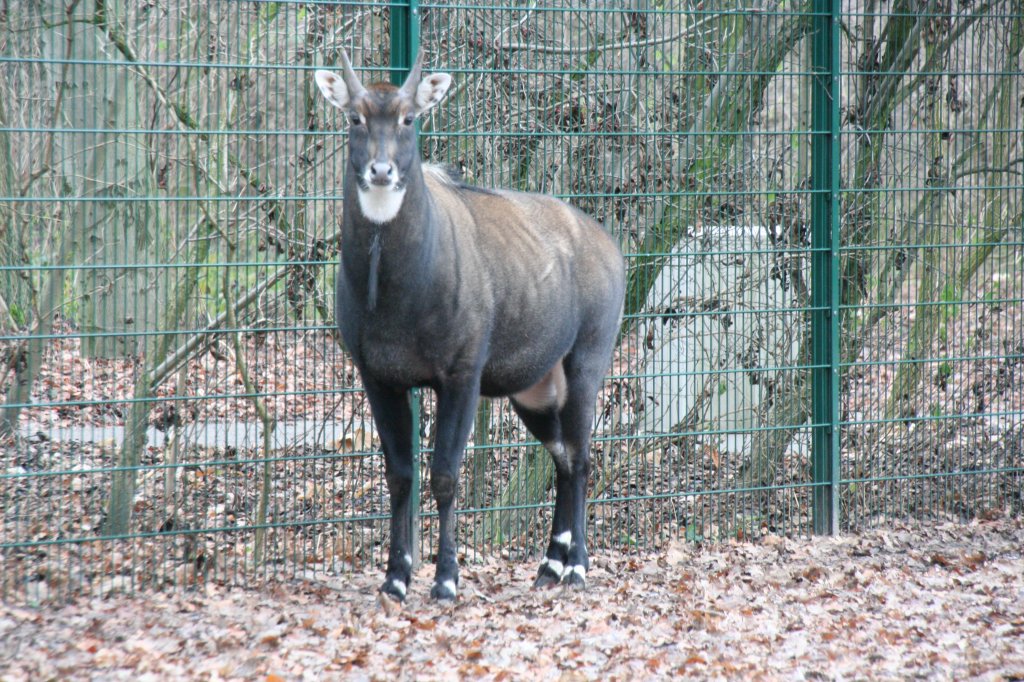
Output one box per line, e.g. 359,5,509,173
494,13,716,55
952,157,1024,183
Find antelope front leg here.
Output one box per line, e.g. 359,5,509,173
364,381,415,602
429,379,480,601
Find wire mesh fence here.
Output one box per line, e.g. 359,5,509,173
0,0,1021,604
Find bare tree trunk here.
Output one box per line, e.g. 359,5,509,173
739,0,1003,487
0,0,83,436
104,215,213,534
86,0,162,357
100,0,214,536
467,399,492,510
886,9,1023,419
483,445,554,545
624,2,810,318
0,227,74,437
0,104,26,330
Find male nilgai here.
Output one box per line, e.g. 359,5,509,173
315,52,625,602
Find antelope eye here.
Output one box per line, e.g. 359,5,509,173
348,113,363,126
401,113,415,127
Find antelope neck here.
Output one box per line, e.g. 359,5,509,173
343,168,435,313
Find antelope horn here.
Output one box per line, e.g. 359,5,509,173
397,49,425,98
338,49,368,100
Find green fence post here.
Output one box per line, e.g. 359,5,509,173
390,0,420,86
810,0,841,534
390,0,422,566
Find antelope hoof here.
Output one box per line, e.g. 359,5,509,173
380,577,408,603
533,557,564,588
560,564,587,591
430,578,458,602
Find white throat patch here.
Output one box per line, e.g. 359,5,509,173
357,185,406,224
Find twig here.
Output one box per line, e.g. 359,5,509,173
952,157,1024,183
89,5,347,388
493,14,716,56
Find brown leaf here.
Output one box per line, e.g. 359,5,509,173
689,609,723,633
802,566,825,582
961,551,986,570
329,428,378,454
377,591,403,617
257,626,285,647
664,540,691,568
704,444,721,469
407,617,436,632
557,672,588,682
75,636,103,654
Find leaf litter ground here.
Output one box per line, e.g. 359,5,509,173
1,517,1022,680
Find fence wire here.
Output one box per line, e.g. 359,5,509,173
0,0,1021,603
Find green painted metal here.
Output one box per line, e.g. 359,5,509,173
810,0,841,534
390,0,423,566
825,0,842,537
389,0,420,85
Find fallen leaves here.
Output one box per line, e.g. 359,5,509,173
930,549,991,572
376,590,403,617
0,518,1022,680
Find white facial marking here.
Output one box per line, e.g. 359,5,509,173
389,578,407,597
554,531,572,548
357,185,406,224
544,558,564,577
440,579,457,597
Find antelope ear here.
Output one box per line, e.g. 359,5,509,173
414,73,452,113
314,70,351,110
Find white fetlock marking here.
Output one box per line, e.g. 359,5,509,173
389,578,407,598
403,553,413,568
440,579,457,597
544,558,564,577
571,565,586,581
554,531,572,548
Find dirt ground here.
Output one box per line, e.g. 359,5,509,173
1,517,1022,681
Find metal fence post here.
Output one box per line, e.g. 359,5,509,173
810,0,842,534
390,0,420,86
390,0,422,567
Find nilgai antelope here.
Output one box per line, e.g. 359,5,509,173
315,51,625,602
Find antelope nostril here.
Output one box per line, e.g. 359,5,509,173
370,162,393,180
368,162,395,186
